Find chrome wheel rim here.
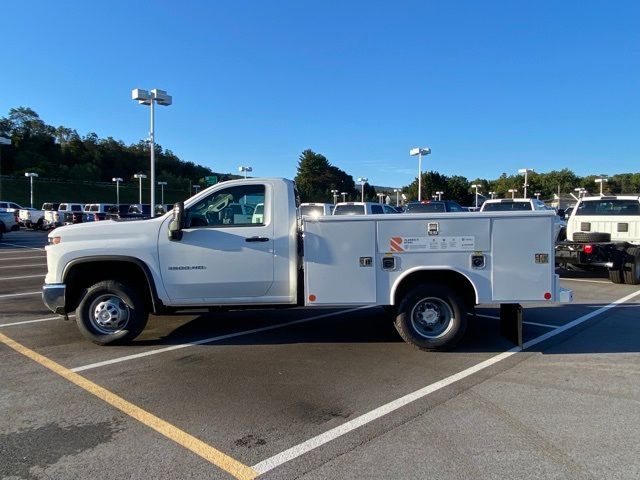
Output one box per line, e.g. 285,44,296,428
89,294,130,334
410,297,455,339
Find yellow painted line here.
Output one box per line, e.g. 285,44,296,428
0,332,258,480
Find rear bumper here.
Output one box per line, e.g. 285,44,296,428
555,242,623,268
42,283,66,314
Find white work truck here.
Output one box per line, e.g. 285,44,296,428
43,178,571,349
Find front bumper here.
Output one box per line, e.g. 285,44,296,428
42,283,66,314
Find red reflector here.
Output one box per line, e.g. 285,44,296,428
583,245,593,254
544,292,552,300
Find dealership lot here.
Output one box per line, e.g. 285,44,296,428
1,230,639,479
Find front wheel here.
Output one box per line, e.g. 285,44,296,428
394,284,467,351
75,280,148,345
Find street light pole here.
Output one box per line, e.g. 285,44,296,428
410,147,431,202
112,177,123,206
470,184,481,209
193,185,201,194
132,88,172,215
508,188,517,199
134,173,147,205
158,181,167,205
535,192,541,200
238,166,252,178
518,168,534,198
340,192,347,202
357,177,368,202
24,172,38,208
436,190,444,201
594,177,608,196
394,188,401,206
0,136,10,200
488,191,496,199
330,189,338,204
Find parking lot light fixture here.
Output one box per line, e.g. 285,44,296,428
112,177,123,206
133,173,147,206
238,166,252,178
409,147,431,202
535,192,541,200
377,193,385,204
594,177,608,196
330,189,338,204
508,188,518,199
471,184,481,209
193,184,201,194
518,168,534,198
574,187,587,198
436,190,444,201
132,88,172,215
357,177,368,202
488,191,496,199
158,181,168,205
24,172,38,208
340,192,347,202
393,188,401,206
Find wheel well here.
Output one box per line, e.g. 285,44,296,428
64,260,155,313
393,270,477,309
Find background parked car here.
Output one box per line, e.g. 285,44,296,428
333,202,392,215
0,201,24,212
0,210,19,233
19,202,59,230
300,203,334,217
404,200,467,213
480,198,566,241
84,204,115,222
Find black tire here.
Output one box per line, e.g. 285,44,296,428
623,247,640,285
394,283,467,351
556,227,567,242
35,218,44,230
572,232,610,243
75,280,148,345
608,268,624,284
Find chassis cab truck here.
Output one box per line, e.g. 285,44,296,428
43,178,572,349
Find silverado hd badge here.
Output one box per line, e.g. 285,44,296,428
168,265,207,271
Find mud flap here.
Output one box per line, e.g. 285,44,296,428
500,303,522,348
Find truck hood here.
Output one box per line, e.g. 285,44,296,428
48,216,167,242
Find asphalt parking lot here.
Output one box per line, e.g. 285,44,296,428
1,229,639,480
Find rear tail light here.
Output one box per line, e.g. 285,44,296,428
583,244,594,254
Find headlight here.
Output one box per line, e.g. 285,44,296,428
48,236,61,245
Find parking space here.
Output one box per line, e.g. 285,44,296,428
2,230,639,479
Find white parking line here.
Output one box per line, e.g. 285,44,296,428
523,321,558,329
560,278,611,284
475,313,499,320
0,314,75,328
0,264,46,269
0,274,46,281
0,291,41,299
251,289,640,475
71,306,373,373
0,242,45,251
0,256,45,262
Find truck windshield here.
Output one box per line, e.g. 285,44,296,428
333,205,365,215
406,203,445,213
575,199,640,216
300,205,325,217
482,202,532,211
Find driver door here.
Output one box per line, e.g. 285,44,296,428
158,183,274,303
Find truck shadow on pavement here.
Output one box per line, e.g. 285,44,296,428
132,303,639,355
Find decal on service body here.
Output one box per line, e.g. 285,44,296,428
389,236,475,252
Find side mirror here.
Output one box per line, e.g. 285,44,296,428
168,202,184,241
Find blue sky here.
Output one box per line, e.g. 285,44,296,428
2,0,638,187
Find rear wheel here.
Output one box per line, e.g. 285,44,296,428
608,268,624,284
75,280,148,345
623,247,640,285
394,284,467,351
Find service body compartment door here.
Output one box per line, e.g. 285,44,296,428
491,216,554,302
303,219,377,305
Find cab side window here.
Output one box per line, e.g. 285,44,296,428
185,184,266,228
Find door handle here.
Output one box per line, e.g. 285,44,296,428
246,236,270,242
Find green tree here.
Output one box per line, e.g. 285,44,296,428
294,149,357,202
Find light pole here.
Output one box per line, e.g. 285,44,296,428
471,184,481,209
24,172,38,208
436,190,444,201
330,189,338,204
158,181,167,205
574,187,587,198
357,177,368,202
238,166,252,178
193,185,201,194
488,191,496,199
0,136,10,200
410,147,431,202
131,88,172,215
377,193,385,204
518,168,534,198
508,188,518,199
340,192,347,202
134,173,147,205
535,192,541,200
394,188,401,206
112,177,123,206
594,177,608,196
